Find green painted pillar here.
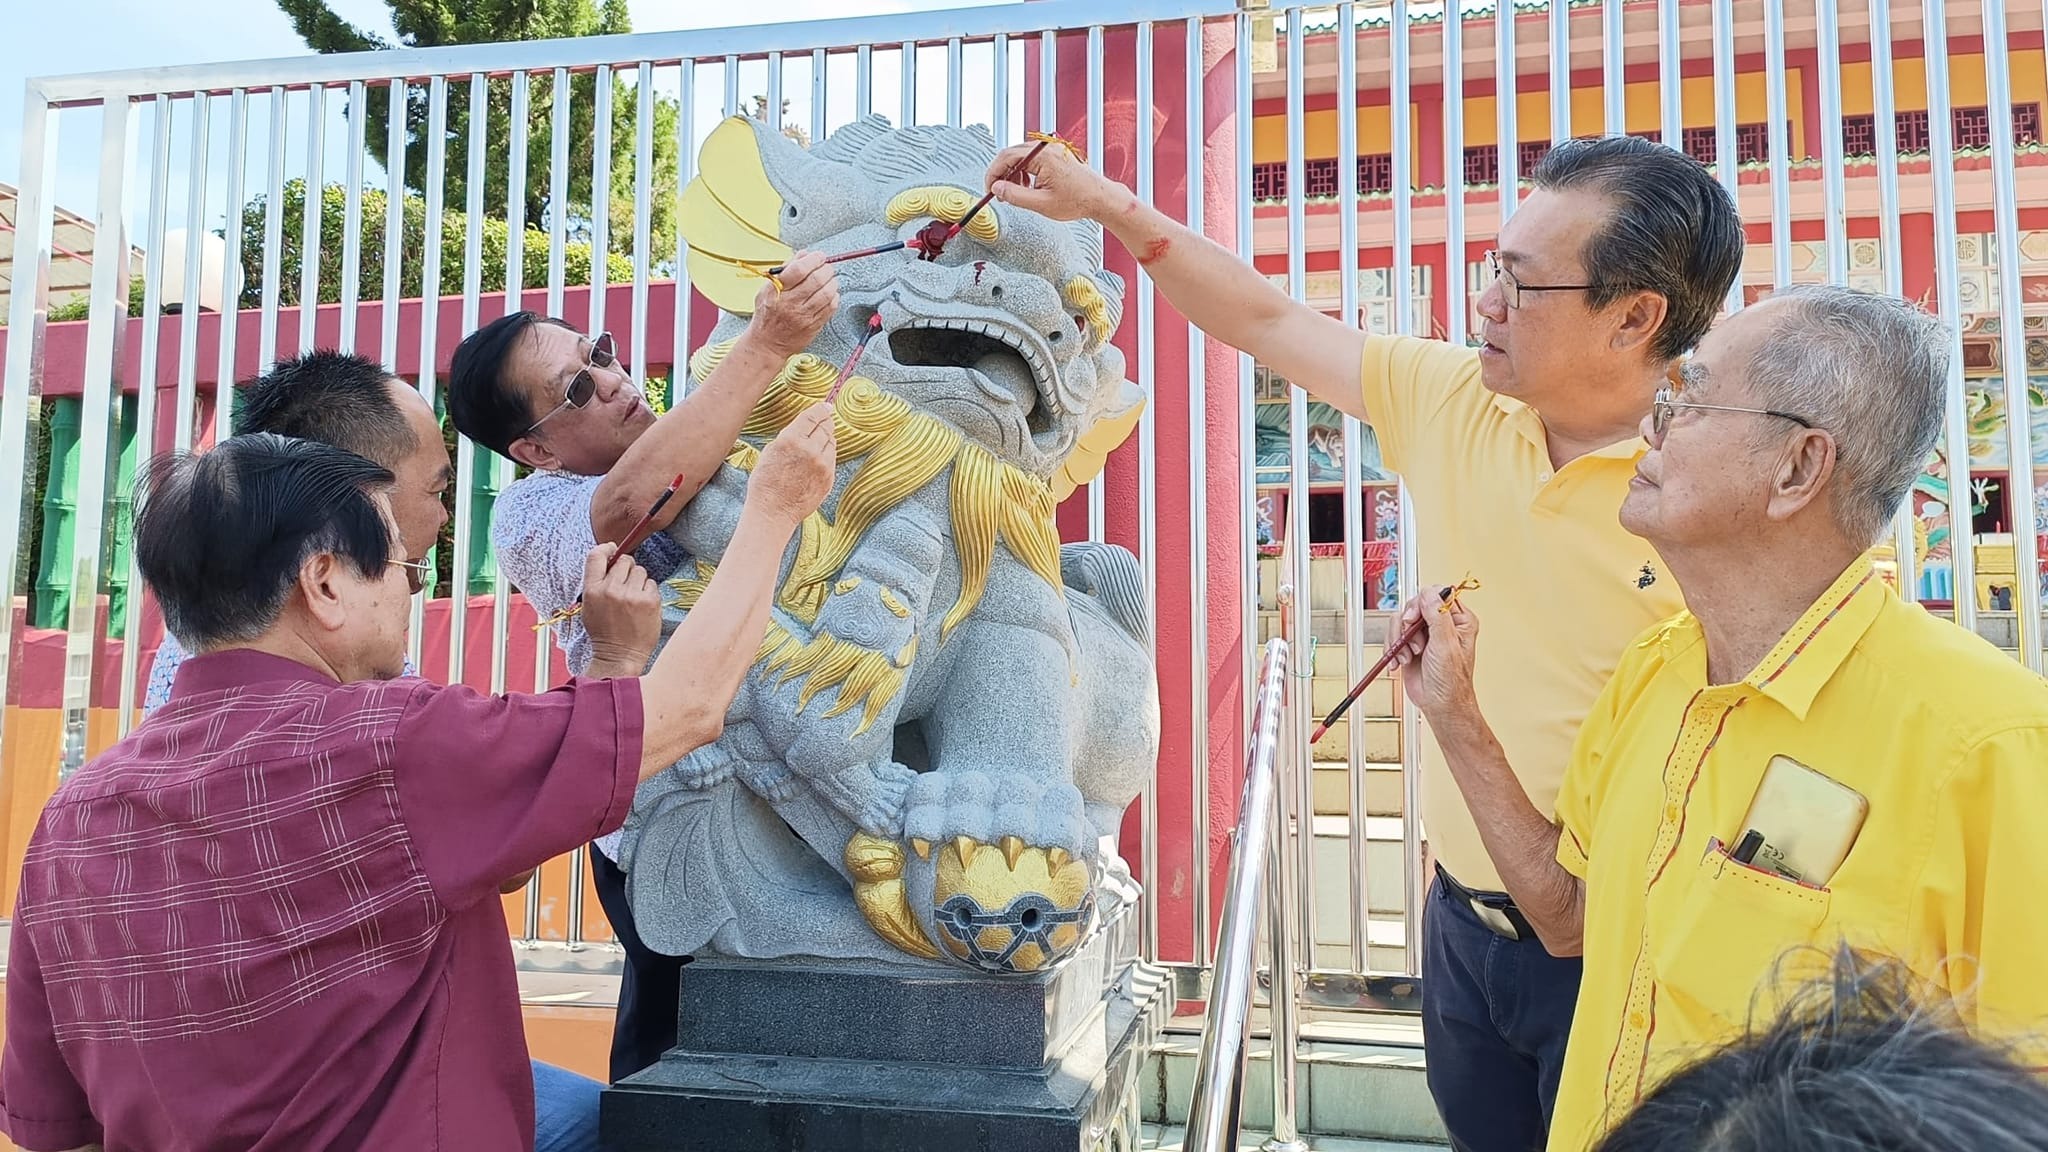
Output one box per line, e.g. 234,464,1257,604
32,398,81,629
467,454,504,596
104,393,139,638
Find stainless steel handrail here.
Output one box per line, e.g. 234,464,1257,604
1186,638,1300,1152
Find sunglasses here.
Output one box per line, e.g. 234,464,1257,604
388,557,431,594
524,332,618,437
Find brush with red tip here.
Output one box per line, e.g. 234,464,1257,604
828,314,885,403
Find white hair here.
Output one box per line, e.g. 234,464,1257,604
1746,285,1950,547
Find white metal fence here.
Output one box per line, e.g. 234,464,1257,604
4,0,2045,1008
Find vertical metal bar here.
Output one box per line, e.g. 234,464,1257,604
1266,718,1305,1152
1868,0,1916,599
213,89,249,445
0,89,56,750
453,71,490,694
298,85,326,351
674,59,695,366
1040,30,1057,137
1549,0,1571,145
1185,12,1212,970
1336,0,1370,976
1235,11,1258,869
413,74,449,673
1497,0,1520,219
1924,0,1976,633
382,78,408,371
1133,20,1160,966
856,44,873,120
766,51,783,138
1658,0,1682,146
117,96,174,730
1443,0,1467,347
1282,7,1317,1008
900,40,917,128
589,66,613,344
339,80,368,351
1391,0,1424,976
1816,0,1848,285
1980,0,2043,670
1086,22,1107,546
258,86,288,372
550,69,572,318
1397,483,1422,975
1763,0,1792,287
1711,0,1742,314
811,48,829,144
60,98,136,778
1603,0,1625,135
500,70,531,705
724,56,741,119
632,62,654,404
946,38,964,128
174,94,211,454
992,34,1009,143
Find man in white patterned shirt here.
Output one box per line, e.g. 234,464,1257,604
448,251,839,1081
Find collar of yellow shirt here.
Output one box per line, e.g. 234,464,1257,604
1654,551,1883,718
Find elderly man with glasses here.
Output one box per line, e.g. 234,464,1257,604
1388,284,2048,1151
447,252,838,1086
987,133,1743,1150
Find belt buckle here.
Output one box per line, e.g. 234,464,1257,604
1468,898,1521,941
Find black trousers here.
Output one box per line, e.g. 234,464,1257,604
587,843,687,1083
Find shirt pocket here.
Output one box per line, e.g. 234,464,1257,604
1649,837,1832,1034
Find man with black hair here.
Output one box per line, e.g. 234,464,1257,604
988,134,1745,1150
142,350,451,711
448,252,839,1083
0,412,835,1152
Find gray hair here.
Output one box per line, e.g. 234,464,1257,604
1744,285,1949,547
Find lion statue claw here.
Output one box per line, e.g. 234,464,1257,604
619,114,1159,974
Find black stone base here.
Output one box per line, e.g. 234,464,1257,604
601,904,1170,1152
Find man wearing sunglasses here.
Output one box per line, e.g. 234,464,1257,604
986,134,1742,1150
448,251,839,1085
1387,285,2048,1151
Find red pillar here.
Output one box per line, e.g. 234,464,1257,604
1033,18,1247,966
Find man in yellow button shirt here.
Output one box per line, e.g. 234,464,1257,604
1389,284,2048,1150
989,136,1743,1149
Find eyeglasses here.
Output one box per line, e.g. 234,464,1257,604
1651,387,1816,440
1484,250,1599,310
388,557,431,593
524,331,618,437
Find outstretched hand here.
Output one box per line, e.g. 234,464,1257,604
983,140,1119,222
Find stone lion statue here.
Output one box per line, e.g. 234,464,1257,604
620,114,1159,974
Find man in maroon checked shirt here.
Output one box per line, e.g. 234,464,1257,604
0,410,834,1152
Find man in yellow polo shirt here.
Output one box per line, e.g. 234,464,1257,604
988,136,1743,1149
1389,284,2048,1150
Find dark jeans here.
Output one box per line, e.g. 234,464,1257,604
1421,872,1582,1152
588,843,687,1083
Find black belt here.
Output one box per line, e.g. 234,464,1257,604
1435,862,1536,942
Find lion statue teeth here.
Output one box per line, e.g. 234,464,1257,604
618,114,1160,974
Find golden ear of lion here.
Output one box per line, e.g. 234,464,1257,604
681,116,795,314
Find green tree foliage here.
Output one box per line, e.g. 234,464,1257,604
274,0,679,267
237,178,632,307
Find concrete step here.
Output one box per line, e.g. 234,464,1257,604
1142,1018,1447,1146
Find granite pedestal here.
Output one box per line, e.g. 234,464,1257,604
601,901,1170,1152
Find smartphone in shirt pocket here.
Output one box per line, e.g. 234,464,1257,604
1732,754,1869,888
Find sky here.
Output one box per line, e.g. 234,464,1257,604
2,0,1018,244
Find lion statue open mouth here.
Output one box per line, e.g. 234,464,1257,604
619,114,1160,974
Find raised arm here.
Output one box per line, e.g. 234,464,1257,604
987,143,1368,422
630,401,838,777
588,252,839,544
1388,593,1587,955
